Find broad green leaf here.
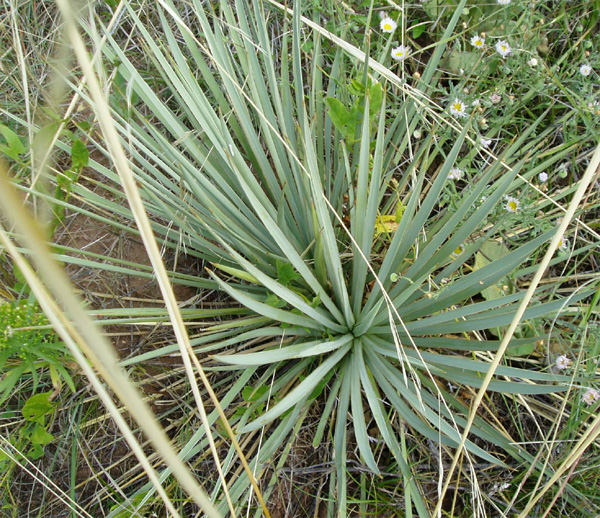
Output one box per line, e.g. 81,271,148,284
276,259,301,286
325,97,357,137
22,391,57,425
0,124,26,160
412,22,428,39
29,422,55,446
368,82,383,120
442,49,481,74
474,240,513,301
71,139,89,170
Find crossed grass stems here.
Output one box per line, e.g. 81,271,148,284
2,0,599,516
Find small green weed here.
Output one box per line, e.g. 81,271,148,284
0,301,75,405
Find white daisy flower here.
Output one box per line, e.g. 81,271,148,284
580,64,592,77
582,388,600,406
588,99,600,114
528,57,539,67
557,236,569,251
555,355,571,370
470,35,485,49
448,167,463,180
451,243,465,257
538,171,548,182
497,0,511,4
449,98,467,118
496,40,512,58
490,93,502,104
391,45,411,61
380,16,397,34
480,137,492,148
505,196,520,213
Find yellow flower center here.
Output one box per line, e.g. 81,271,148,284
454,246,464,255
508,201,517,211
453,103,462,111
475,39,482,46
384,23,392,30
501,45,507,52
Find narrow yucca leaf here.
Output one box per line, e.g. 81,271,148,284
355,341,430,518
208,238,348,333
360,122,470,320
312,372,343,448
208,271,327,332
350,345,380,475
214,333,353,365
371,348,572,396
292,6,354,328
351,93,388,316
240,341,352,432
403,289,592,335
121,325,295,367
363,343,513,465
394,231,554,324
334,358,352,516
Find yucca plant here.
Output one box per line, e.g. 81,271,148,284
9,0,598,515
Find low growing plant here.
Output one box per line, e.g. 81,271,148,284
8,0,599,515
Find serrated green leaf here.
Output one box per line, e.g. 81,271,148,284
30,422,54,446
22,391,57,424
71,139,89,169
276,259,301,286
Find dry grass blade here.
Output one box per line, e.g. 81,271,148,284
517,409,600,516
0,438,94,518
